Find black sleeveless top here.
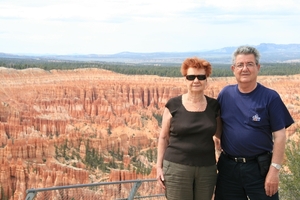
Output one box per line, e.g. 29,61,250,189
163,95,220,166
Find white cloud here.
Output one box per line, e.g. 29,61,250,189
0,0,300,54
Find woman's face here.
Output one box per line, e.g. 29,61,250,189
185,67,207,93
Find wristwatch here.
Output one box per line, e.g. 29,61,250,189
271,163,281,170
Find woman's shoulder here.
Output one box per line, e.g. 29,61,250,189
205,95,217,103
166,95,182,111
205,95,220,110
168,95,182,103
167,95,182,104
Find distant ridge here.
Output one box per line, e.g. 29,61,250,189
1,43,300,64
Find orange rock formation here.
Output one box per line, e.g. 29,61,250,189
0,67,299,199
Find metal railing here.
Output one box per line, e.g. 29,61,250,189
25,179,166,200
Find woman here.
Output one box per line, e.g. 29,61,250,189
156,57,221,200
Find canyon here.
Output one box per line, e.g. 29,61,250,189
0,67,299,199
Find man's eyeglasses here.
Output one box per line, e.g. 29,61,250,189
234,62,256,69
186,75,206,81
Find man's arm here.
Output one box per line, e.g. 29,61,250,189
265,128,286,197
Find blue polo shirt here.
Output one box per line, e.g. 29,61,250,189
217,83,294,157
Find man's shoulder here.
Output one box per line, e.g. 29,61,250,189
220,84,236,94
257,83,279,96
223,84,236,89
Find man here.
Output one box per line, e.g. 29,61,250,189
214,45,294,200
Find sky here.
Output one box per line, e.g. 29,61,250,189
0,0,300,55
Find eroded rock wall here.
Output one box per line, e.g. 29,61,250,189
0,67,299,199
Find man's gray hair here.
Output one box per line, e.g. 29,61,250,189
232,45,260,65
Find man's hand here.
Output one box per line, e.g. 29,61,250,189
265,167,280,196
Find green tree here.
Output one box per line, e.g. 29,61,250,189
279,132,300,200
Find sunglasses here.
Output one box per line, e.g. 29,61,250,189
186,75,206,81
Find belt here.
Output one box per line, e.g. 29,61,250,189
222,151,257,163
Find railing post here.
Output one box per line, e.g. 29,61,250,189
127,180,142,200
25,189,37,200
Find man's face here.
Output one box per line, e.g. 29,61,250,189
231,54,260,84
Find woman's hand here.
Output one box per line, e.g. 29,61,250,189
156,167,166,190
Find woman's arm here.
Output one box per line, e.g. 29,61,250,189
214,115,222,154
156,107,171,189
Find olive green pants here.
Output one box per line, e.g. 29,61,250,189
163,160,217,200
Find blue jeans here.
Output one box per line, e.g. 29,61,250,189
214,153,279,200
